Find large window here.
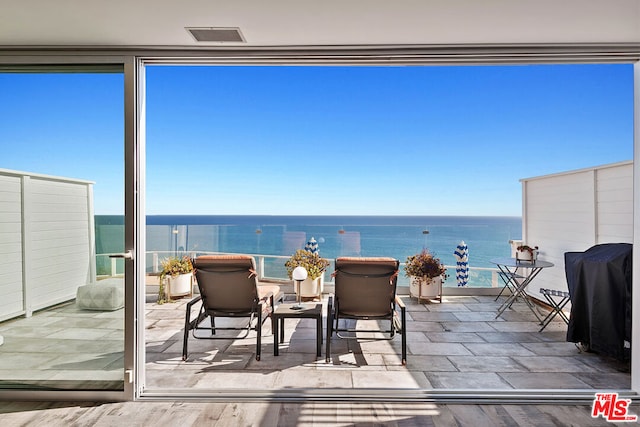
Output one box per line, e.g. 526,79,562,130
141,64,634,397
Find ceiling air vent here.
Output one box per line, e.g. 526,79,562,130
186,27,245,43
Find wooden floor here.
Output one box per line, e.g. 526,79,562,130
0,400,638,426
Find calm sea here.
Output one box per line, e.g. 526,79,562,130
95,215,522,287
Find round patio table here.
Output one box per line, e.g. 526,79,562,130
490,257,554,322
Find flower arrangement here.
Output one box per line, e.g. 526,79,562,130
285,249,330,280
159,256,193,280
516,245,539,256
404,249,447,279
516,244,539,262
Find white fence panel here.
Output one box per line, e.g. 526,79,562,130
0,169,95,320
521,161,633,303
0,174,25,321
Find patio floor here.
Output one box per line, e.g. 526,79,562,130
145,292,631,392
0,289,630,393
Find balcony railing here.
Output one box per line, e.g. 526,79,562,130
97,251,502,289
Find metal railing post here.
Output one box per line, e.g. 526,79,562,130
153,252,159,273
258,256,265,280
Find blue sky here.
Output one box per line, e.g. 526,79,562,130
1,64,633,216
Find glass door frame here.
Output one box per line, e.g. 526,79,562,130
135,53,640,402
0,54,137,401
0,49,638,402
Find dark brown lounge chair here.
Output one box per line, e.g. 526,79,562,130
326,257,407,365
182,255,283,361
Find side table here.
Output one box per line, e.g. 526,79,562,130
272,303,323,357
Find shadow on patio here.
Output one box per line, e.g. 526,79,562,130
144,291,631,392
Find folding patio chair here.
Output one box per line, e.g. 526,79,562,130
538,288,571,332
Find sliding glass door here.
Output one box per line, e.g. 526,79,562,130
0,68,127,394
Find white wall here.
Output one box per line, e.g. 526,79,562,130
0,174,25,320
521,161,633,301
0,169,95,320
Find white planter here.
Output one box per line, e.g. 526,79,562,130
167,273,193,298
409,275,443,303
296,274,324,298
516,249,537,263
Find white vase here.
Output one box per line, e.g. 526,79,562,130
167,273,193,297
516,250,536,262
409,275,443,303
296,274,324,298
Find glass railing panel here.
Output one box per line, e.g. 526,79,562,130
126,216,520,288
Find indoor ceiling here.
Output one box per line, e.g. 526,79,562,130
1,0,639,49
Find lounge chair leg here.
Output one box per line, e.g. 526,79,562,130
326,298,333,363
182,332,189,361
325,323,331,363
269,294,275,334
401,306,407,365
182,316,191,362
256,310,262,361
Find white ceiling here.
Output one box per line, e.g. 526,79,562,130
1,0,639,48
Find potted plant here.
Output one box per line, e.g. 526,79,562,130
404,249,447,303
158,256,193,303
285,249,330,298
516,245,539,262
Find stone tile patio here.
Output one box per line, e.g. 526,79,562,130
145,293,631,391
0,301,124,390
0,291,630,392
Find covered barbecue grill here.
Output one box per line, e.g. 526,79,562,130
564,243,632,361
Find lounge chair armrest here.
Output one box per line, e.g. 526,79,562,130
394,294,408,365
185,295,202,314
259,290,274,302
186,295,202,306
183,295,203,326
259,291,275,311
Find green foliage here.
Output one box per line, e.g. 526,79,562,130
159,256,193,280
157,256,193,304
285,249,330,280
157,280,169,305
404,249,446,279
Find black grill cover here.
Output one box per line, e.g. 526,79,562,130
565,243,632,361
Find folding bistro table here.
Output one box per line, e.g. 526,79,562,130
491,257,554,323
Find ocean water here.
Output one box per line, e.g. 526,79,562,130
96,215,522,287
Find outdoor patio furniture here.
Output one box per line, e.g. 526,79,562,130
491,257,554,323
538,288,571,332
272,303,323,357
76,282,124,311
494,270,525,301
326,257,406,365
182,255,283,361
